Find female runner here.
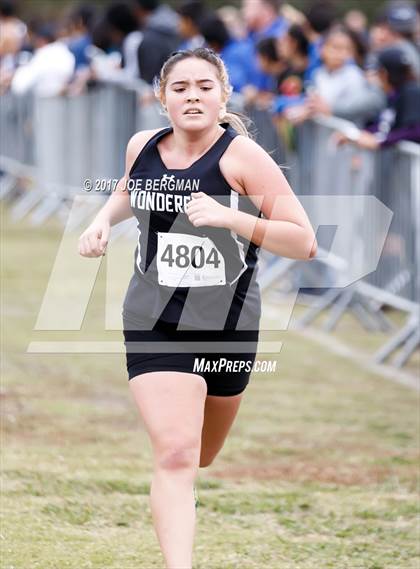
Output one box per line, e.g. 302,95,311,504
78,47,317,569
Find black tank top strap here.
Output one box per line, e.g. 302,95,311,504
200,123,238,166
129,127,172,177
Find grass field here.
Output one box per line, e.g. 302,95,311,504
1,204,419,569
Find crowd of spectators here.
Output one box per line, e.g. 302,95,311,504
0,0,419,149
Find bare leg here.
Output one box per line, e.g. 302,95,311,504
129,371,207,568
199,392,244,468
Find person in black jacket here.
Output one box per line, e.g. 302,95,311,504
133,0,181,84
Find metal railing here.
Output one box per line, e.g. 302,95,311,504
261,115,419,368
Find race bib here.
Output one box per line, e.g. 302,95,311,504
156,232,226,287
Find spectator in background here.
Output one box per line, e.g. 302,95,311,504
253,37,289,112
369,1,420,79
217,5,248,41
337,47,420,149
345,26,369,67
416,1,420,42
256,36,288,92
242,0,287,43
199,13,256,93
255,25,315,98
344,9,368,39
303,0,337,72
176,0,206,51
66,4,96,70
263,24,319,115
11,22,75,96
105,2,142,80
277,24,318,87
133,0,180,84
0,0,27,89
0,0,26,56
285,26,384,126
77,18,125,89
253,24,314,107
90,18,115,53
241,0,288,93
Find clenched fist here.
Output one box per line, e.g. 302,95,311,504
185,192,230,229
78,218,110,257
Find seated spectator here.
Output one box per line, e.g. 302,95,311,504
133,0,181,84
336,47,420,149
176,0,207,51
288,26,384,125
11,22,75,96
199,14,257,93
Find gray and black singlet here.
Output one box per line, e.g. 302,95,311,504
122,122,262,331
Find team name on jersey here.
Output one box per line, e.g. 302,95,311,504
130,190,191,213
129,175,201,213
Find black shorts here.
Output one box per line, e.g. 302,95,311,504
122,316,260,397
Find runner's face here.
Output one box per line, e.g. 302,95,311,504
164,58,224,131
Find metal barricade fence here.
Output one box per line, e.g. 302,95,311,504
280,116,419,366
0,89,35,167
1,83,141,224
284,117,419,307
288,118,378,293
32,84,139,188
366,142,420,305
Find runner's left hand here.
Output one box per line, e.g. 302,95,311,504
185,192,230,229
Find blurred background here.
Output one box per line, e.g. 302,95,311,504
1,1,419,568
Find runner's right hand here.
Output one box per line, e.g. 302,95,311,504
78,218,110,257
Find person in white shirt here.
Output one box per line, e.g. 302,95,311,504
11,23,75,97
286,25,385,126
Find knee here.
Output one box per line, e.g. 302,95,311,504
156,438,201,471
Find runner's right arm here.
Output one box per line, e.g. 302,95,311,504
78,129,160,258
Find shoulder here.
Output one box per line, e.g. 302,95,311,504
226,134,271,162
127,128,162,153
224,39,251,57
345,64,364,80
396,82,420,121
220,134,279,192
400,81,420,99
125,128,163,168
